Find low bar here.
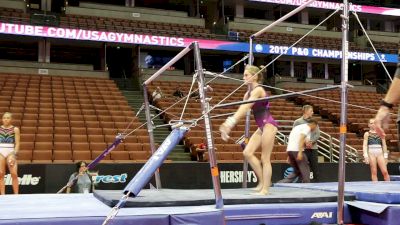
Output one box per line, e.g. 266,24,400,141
143,44,193,86
215,85,340,108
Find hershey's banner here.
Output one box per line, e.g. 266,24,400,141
0,23,398,63
4,162,400,194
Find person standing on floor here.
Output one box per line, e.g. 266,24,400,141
293,105,320,182
278,119,318,183
220,65,278,195
0,112,20,194
363,118,390,182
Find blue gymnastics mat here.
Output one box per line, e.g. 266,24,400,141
0,193,223,225
275,181,400,204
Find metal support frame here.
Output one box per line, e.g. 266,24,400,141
244,0,317,188
143,86,162,189
193,42,224,209
141,41,223,209
337,0,350,224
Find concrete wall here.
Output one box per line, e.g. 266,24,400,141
0,60,108,78
0,0,26,11
67,4,205,27
0,60,94,71
80,2,188,18
367,30,400,43
276,77,376,92
229,17,341,38
140,72,241,85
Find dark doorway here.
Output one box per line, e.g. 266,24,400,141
106,46,133,79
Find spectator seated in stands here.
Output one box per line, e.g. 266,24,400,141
172,86,184,99
191,143,206,162
66,161,95,194
190,90,200,101
151,86,164,103
196,143,206,162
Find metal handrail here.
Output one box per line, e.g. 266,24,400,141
275,130,288,145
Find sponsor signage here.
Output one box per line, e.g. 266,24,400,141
4,174,41,186
94,173,128,184
311,211,333,219
219,170,258,183
0,22,397,63
248,0,400,17
252,44,398,63
5,162,399,194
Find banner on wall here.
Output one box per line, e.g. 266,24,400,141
10,162,400,194
9,162,400,194
0,22,398,63
248,0,400,17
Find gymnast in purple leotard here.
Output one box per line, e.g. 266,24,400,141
251,86,278,130
220,65,278,195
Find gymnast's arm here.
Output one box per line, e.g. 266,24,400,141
297,133,306,161
362,132,369,164
383,51,400,105
14,127,20,156
382,77,400,106
382,136,388,160
374,51,400,136
219,87,264,141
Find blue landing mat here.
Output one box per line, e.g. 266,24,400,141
346,201,400,225
390,175,400,181
275,181,400,204
0,193,351,225
0,194,223,225
94,187,355,207
224,202,352,225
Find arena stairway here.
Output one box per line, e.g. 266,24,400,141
120,89,190,161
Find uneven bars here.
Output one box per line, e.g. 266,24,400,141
215,85,340,108
251,0,317,38
143,43,193,86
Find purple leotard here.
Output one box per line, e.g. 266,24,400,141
248,86,278,130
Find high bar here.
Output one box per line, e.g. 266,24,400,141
215,85,340,108
252,0,317,38
144,43,194,86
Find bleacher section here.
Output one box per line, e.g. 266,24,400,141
61,2,215,39
0,7,29,25
0,73,151,163
59,14,215,39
